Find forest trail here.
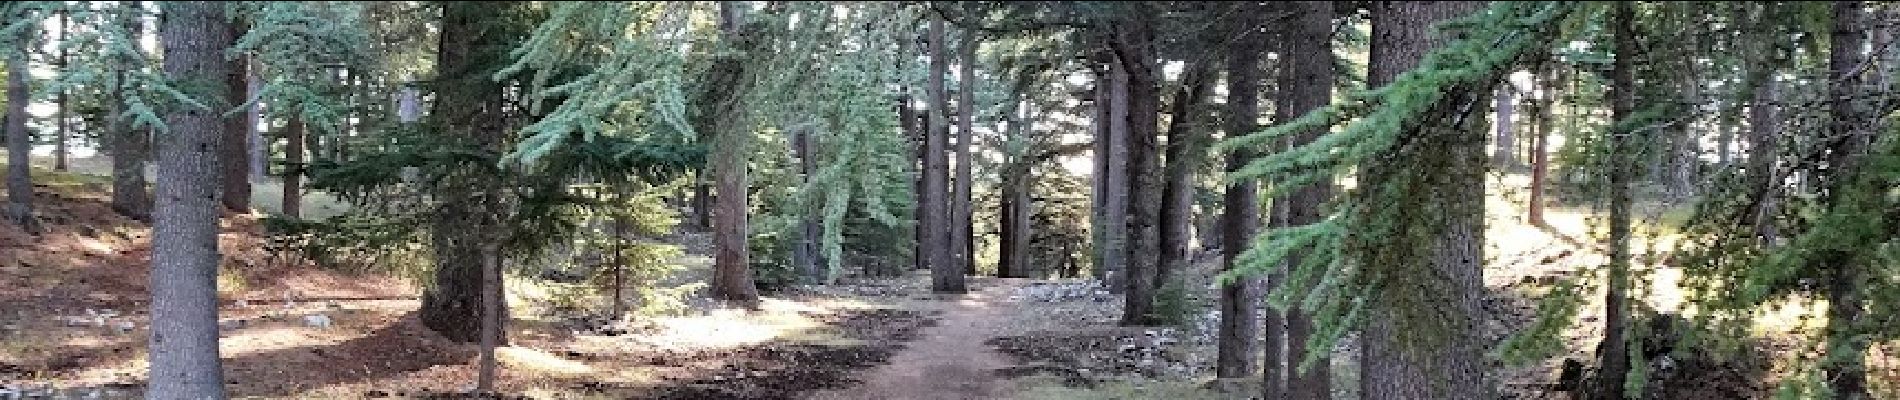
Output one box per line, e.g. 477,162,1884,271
810,279,1025,400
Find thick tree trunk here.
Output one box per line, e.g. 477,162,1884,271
925,16,965,293
282,117,304,219
1157,61,1210,323
420,1,516,341
1215,1,1264,380
1360,2,1491,399
4,22,39,234
220,21,251,212
1280,3,1336,398
1822,2,1872,397
1116,12,1164,326
953,30,976,277
1595,4,1638,399
110,2,151,222
1492,86,1516,168
146,3,232,398
1000,176,1031,278
707,1,763,305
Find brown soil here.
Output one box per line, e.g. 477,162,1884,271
809,279,1025,400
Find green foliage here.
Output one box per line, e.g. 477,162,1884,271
1213,1,1584,368
232,1,372,135
1148,276,1196,327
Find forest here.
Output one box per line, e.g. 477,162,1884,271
0,1,1896,399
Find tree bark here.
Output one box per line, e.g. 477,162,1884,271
1280,3,1336,398
898,93,923,273
110,1,151,222
1527,66,1556,228
1492,86,1516,168
707,1,763,305
54,10,69,172
420,1,517,341
220,20,251,212
1595,4,1637,399
1745,76,1777,244
1216,1,1264,380
611,217,626,317
925,15,965,293
475,242,501,392
1822,2,1872,397
1360,2,1490,399
146,3,232,398
282,117,304,219
1091,51,1128,291
248,59,265,181
953,29,976,277
793,127,824,283
1159,60,1209,301
1115,11,1164,326
4,14,39,235
998,84,1031,279
692,175,711,230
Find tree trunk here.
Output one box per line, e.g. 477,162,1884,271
475,242,501,393
146,3,232,398
611,217,626,317
925,15,965,293
953,29,977,277
1595,4,1637,399
1360,2,1490,399
1822,2,1872,397
1103,50,1131,295
1528,66,1556,228
793,127,824,283
898,93,923,273
4,18,39,235
1745,76,1777,244
282,117,304,219
707,1,763,305
692,175,711,230
1216,1,1264,380
1280,3,1336,398
1492,86,1516,168
110,2,151,222
1115,12,1164,326
54,10,69,172
220,21,251,212
420,1,516,341
1089,58,1119,287
998,78,1034,279
248,59,265,181
1158,61,1210,323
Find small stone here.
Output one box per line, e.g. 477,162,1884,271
302,314,333,328
111,320,136,333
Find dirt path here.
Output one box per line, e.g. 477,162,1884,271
809,279,1025,400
